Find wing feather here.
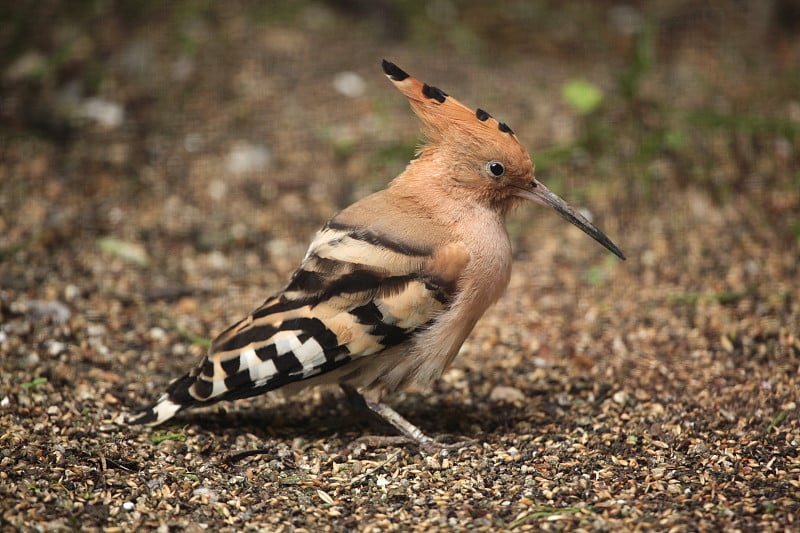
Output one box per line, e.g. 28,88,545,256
129,219,470,425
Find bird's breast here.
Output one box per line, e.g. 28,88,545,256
457,208,514,310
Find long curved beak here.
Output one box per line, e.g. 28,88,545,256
514,181,626,260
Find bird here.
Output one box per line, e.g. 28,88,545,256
128,60,625,450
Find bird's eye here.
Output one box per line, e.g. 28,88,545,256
486,161,505,178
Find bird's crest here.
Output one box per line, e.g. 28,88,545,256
382,59,520,149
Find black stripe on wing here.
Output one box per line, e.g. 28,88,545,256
252,296,310,318
325,221,433,257
213,322,279,354
350,302,413,348
285,259,416,297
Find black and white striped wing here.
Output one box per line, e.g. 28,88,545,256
129,221,463,425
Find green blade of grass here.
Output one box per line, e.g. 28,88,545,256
151,431,187,444
21,377,48,390
766,411,787,434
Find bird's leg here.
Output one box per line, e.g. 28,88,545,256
364,398,437,449
341,385,469,453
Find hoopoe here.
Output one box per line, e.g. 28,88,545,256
128,60,625,449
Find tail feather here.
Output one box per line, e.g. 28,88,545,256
127,374,198,426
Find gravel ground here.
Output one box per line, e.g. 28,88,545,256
2,2,799,531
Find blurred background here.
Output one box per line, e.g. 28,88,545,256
2,1,798,244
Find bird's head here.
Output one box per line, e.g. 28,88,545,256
382,59,625,260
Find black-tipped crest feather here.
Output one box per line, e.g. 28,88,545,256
382,59,409,81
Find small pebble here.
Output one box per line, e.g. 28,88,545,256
613,390,629,405
225,142,271,175
80,97,124,129
489,385,526,403
332,71,366,98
